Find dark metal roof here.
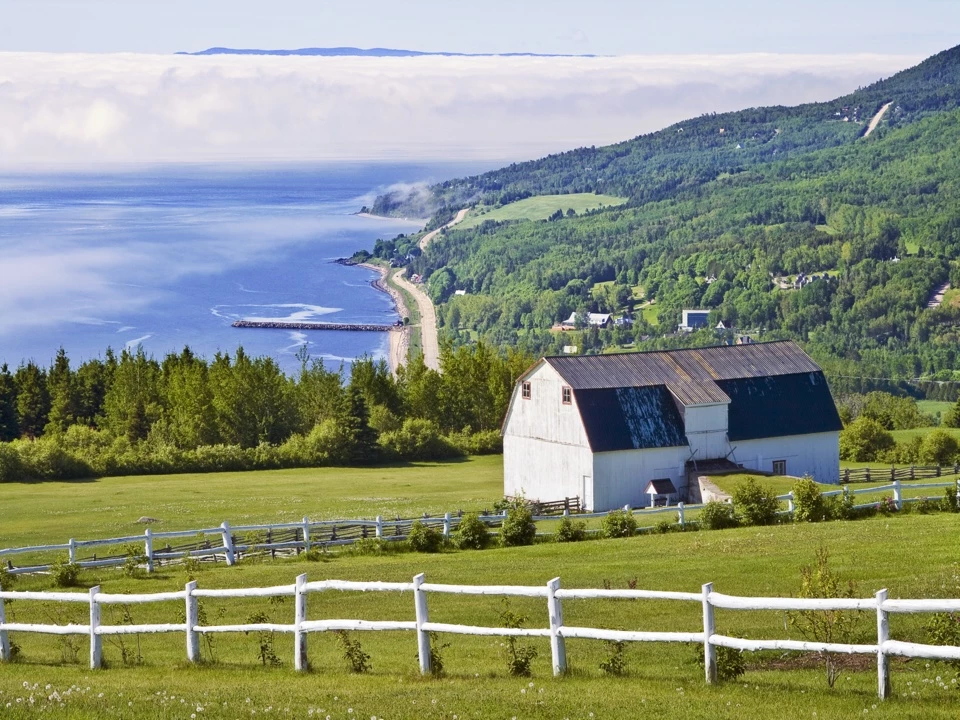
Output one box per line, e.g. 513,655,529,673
544,341,822,407
573,386,688,452
645,479,678,495
718,372,844,441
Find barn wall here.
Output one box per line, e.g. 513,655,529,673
734,432,841,484
591,446,689,511
503,363,593,506
682,403,729,460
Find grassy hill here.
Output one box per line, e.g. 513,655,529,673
456,193,627,230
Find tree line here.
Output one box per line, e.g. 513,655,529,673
0,343,531,482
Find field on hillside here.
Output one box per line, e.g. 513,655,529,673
456,193,627,229
917,400,953,419
892,427,960,443
3,514,960,718
0,457,503,550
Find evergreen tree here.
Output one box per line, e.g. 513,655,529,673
0,363,18,442
161,347,217,448
344,385,378,464
102,347,161,442
46,347,79,434
74,356,110,427
14,361,49,438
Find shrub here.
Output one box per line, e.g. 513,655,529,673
919,429,959,465
699,501,738,530
600,509,637,539
50,554,80,588
696,644,746,681
555,516,587,542
427,632,450,677
454,512,490,550
941,486,960,513
653,519,673,534
408,520,443,553
915,496,936,515
444,429,502,455
731,478,781,526
378,419,456,461
500,603,538,676
499,506,537,547
839,417,895,462
876,495,899,515
0,443,25,483
334,630,370,673
599,640,627,675
351,538,390,556
792,476,828,523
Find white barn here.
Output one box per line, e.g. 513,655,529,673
502,341,842,511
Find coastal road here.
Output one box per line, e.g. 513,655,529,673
392,268,440,371
418,208,469,251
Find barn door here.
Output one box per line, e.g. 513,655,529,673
582,475,592,512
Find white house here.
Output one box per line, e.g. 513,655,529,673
678,309,711,332
502,341,842,511
561,312,612,329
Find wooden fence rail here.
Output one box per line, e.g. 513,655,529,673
4,479,960,576
843,464,960,484
2,573,959,699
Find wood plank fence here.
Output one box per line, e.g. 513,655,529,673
2,573,960,699
843,464,960,484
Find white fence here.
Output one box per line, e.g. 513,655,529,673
3,479,959,576
2,574,960,699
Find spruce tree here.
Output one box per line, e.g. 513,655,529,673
14,361,49,438
0,363,18,441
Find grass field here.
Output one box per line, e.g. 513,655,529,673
4,514,960,718
892,427,960,443
918,400,954,421
0,457,503,551
456,193,627,230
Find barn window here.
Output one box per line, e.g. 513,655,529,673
772,460,786,476
521,381,531,400
561,386,572,405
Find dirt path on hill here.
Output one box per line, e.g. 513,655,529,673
864,101,893,137
418,208,469,251
392,268,439,370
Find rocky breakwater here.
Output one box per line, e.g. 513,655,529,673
232,320,401,332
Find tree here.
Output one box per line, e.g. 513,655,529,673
343,385,378,465
14,361,49,439
161,347,217,448
102,347,161,442
838,417,895,462
0,364,18,442
46,347,79,435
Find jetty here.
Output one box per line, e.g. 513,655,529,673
232,320,402,332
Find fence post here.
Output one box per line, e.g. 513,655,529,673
302,518,311,553
702,582,716,684
677,502,685,529
0,582,9,662
89,585,102,669
890,466,895,481
546,577,567,676
185,580,200,663
893,479,902,511
413,573,432,675
443,513,452,538
375,516,383,539
144,528,154,574
786,491,795,516
68,538,77,565
220,522,236,566
876,589,890,699
295,573,308,672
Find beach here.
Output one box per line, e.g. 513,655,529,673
360,262,410,373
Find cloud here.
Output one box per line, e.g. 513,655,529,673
0,51,922,167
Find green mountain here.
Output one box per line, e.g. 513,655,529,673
372,45,960,396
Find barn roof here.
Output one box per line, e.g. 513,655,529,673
531,342,841,452
544,341,821,406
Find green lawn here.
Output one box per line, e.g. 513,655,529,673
456,193,627,229
891,427,960,443
918,400,954,420
707,473,829,496
4,514,960,718
0,457,503,551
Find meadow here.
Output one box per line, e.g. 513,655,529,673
3,513,960,718
456,193,628,230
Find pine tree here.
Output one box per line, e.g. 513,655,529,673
14,361,49,438
345,385,378,465
46,347,79,434
0,363,18,442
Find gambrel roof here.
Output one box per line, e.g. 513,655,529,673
534,342,842,452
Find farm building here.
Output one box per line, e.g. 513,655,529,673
502,341,842,511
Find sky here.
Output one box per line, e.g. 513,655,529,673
0,1,953,167
1,0,957,56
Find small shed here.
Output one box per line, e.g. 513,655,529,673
644,479,678,507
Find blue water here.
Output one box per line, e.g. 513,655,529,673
0,163,487,374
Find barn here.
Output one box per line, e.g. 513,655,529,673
502,341,842,511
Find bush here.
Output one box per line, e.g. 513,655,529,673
792,476,828,523
940,486,960,513
444,429,503,455
454,513,490,550
499,505,537,547
378,419,456,461
555,516,587,542
699,501,738,530
839,417,895,462
334,630,370,673
653,519,673,534
0,443,25,482
919,430,959,465
731,478,781,526
50,554,80,588
696,644,746,681
601,509,637,539
407,520,443,553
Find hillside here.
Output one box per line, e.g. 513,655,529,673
370,45,960,394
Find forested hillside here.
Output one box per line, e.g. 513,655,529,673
371,44,960,395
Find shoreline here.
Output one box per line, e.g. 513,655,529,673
359,261,409,374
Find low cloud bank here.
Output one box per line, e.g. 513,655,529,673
0,52,921,167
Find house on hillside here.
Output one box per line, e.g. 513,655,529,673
678,309,711,332
561,312,612,329
502,341,842,512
